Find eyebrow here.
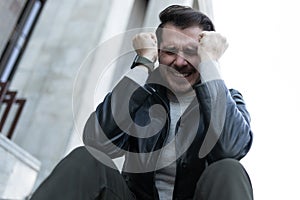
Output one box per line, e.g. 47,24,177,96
161,44,198,51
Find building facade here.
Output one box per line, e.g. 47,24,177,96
0,0,213,198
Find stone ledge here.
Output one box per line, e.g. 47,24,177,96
0,135,40,171
0,134,41,199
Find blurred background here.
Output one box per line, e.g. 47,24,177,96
0,0,299,199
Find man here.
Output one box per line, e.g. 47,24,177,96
30,5,253,200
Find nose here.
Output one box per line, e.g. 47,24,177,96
174,53,188,67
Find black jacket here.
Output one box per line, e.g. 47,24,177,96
83,69,253,200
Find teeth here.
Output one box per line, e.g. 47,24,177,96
173,72,190,77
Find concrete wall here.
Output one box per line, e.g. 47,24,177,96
10,0,112,187
7,0,214,191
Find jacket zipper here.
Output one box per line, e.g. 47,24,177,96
150,88,171,200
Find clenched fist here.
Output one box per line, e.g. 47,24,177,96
132,32,158,62
198,31,228,62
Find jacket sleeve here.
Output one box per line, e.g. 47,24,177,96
194,79,253,163
82,76,152,158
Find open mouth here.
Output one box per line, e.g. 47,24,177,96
173,72,192,78
171,71,193,78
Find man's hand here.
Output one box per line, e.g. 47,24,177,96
197,31,228,82
198,31,228,62
132,33,158,62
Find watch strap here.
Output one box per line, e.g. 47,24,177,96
130,55,155,72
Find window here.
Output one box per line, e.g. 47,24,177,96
0,0,46,82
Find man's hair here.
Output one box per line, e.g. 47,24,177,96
156,5,215,45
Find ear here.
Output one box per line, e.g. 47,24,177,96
157,49,161,63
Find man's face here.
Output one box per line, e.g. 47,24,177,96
158,24,202,94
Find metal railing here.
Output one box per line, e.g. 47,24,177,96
0,82,26,139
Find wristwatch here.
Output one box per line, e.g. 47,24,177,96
130,55,155,72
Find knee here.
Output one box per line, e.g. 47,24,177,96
211,158,245,174
66,146,117,172
203,158,250,182
61,146,96,171
65,146,95,167
68,146,91,160
195,159,253,200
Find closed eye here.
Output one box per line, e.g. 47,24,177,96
183,48,198,56
161,48,178,55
